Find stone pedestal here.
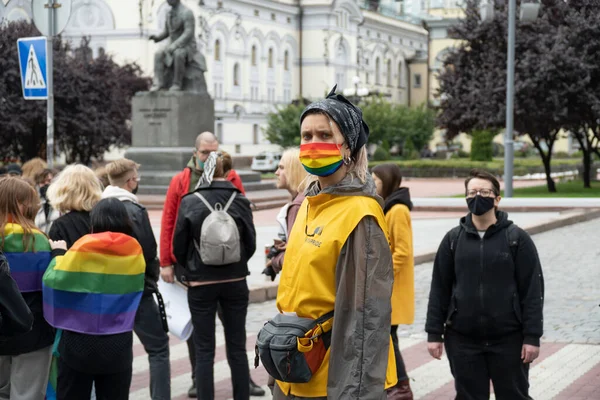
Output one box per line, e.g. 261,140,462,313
125,91,215,194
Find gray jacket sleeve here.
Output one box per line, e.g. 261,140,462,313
327,216,394,400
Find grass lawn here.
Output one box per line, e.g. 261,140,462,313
504,180,600,197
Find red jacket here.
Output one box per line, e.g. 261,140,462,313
159,168,246,267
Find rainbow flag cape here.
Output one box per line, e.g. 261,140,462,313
42,232,145,335
2,223,51,293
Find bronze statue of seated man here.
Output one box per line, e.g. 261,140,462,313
149,0,207,93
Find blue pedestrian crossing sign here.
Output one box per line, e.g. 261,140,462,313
17,36,48,100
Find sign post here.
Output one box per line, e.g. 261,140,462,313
20,0,72,168
46,0,55,169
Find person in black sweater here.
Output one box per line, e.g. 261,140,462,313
174,151,256,400
47,198,144,400
425,169,544,400
45,165,103,399
46,164,104,248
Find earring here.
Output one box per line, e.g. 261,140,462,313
343,157,351,166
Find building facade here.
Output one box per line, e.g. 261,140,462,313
1,0,429,157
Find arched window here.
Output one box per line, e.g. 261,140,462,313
386,59,392,86
375,57,381,85
284,50,289,71
268,48,274,68
233,63,240,86
214,39,221,61
251,45,257,66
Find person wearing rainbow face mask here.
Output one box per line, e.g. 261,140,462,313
272,86,397,399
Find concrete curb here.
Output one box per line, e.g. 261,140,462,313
247,208,600,304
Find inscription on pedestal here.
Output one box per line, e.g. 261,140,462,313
139,108,172,127
132,93,214,147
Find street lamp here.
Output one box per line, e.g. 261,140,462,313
480,0,539,197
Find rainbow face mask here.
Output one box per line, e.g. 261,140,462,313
299,143,344,177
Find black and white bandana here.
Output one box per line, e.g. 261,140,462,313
196,151,218,189
300,85,370,158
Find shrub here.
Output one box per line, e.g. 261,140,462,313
553,151,570,159
470,130,494,161
372,146,391,162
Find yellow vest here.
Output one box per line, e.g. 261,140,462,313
276,193,397,397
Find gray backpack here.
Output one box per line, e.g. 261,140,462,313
193,192,241,266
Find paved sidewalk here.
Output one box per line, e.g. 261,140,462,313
131,218,600,399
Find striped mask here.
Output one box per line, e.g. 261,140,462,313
299,143,344,177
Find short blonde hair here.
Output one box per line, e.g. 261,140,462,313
47,164,103,213
21,157,47,181
280,148,309,195
105,159,140,186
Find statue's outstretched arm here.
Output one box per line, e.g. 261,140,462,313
170,12,194,49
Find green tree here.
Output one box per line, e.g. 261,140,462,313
361,96,398,146
362,97,435,155
470,130,494,161
372,146,391,161
405,104,436,152
562,1,600,188
436,0,586,192
264,103,305,147
0,22,150,164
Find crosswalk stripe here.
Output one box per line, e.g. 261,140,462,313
529,344,600,399
130,350,257,399
410,355,454,398
132,335,226,374
399,337,427,350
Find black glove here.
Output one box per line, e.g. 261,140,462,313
262,266,277,282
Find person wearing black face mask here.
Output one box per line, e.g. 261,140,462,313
425,169,545,400
102,159,171,400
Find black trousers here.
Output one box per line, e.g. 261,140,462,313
445,331,532,400
186,305,232,381
390,325,409,382
188,279,250,400
187,336,196,381
57,358,131,400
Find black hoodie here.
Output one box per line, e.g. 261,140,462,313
425,211,544,346
383,187,413,214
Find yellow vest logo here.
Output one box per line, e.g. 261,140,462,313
305,226,324,247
